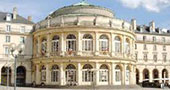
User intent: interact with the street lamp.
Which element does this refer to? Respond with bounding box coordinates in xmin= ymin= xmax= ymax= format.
xmin=10 ymin=43 xmax=24 ymax=90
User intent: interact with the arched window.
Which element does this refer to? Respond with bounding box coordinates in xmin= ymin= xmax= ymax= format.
xmin=65 ymin=64 xmax=76 ymax=83
xmin=99 ymin=65 xmax=109 ymax=82
xmin=143 ymin=69 xmax=149 ymax=80
xmin=82 ymin=34 xmax=93 ymax=51
xmin=51 ymin=35 xmax=60 ymax=53
xmin=115 ymin=36 xmax=121 ymax=53
xmin=66 ymin=34 xmax=76 ymax=51
xmin=115 ymin=65 xmax=121 ymax=84
xmin=41 ymin=38 xmax=47 ymax=55
xmin=41 ymin=65 xmax=46 ymax=81
xmin=125 ymin=38 xmax=130 ymax=54
xmin=82 ymin=64 xmax=94 ymax=82
xmin=99 ymin=35 xmax=109 ymax=51
xmin=51 ymin=65 xmax=59 ymax=82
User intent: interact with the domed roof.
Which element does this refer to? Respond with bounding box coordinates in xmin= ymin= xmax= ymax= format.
xmin=48 ymin=1 xmax=115 ymax=19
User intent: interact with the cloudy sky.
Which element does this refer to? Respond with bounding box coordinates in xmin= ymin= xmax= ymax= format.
xmin=0 ymin=0 xmax=170 ymax=29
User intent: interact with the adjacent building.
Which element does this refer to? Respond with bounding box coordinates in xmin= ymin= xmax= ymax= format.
xmin=0 ymin=7 xmax=34 ymax=86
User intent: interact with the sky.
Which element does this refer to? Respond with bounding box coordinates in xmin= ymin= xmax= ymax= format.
xmin=0 ymin=0 xmax=170 ymax=29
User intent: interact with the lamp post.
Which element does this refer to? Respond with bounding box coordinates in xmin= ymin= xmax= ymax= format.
xmin=10 ymin=44 xmax=24 ymax=90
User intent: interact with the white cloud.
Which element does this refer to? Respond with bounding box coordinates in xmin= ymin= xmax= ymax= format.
xmin=119 ymin=0 xmax=170 ymax=12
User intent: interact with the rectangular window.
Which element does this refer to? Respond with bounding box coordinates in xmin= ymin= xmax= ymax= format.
xmin=20 ymin=26 xmax=25 ymax=33
xmin=153 ymin=55 xmax=157 ymax=62
xmin=144 ymin=44 xmax=147 ymax=50
xmin=163 ymin=54 xmax=167 ymax=62
xmin=153 ymin=36 xmax=156 ymax=42
xmin=143 ymin=53 xmax=148 ymax=61
xmin=20 ymin=37 xmax=25 ymax=44
xmin=143 ymin=36 xmax=146 ymax=41
xmin=153 ymin=45 xmax=157 ymax=51
xmin=135 ymin=44 xmax=137 ymax=49
xmin=5 ymin=36 xmax=10 ymax=43
xmin=4 ymin=46 xmax=9 ymax=55
xmin=6 ymin=25 xmax=11 ymax=32
xmin=135 ymin=53 xmax=138 ymax=61
xmin=163 ymin=45 xmax=166 ymax=51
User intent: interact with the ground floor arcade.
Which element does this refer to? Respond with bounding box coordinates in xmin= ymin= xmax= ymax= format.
xmin=32 ymin=62 xmax=136 ymax=86
xmin=136 ymin=65 xmax=170 ymax=85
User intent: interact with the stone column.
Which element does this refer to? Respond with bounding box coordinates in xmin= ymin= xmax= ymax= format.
xmin=47 ymin=34 xmax=51 ymax=57
xmin=139 ymin=71 xmax=143 ymax=83
xmin=111 ymin=63 xmax=116 ymax=85
xmin=121 ymin=64 xmax=125 ymax=85
xmin=77 ymin=63 xmax=82 ymax=85
xmin=37 ymin=36 xmax=41 ymax=57
xmin=95 ymin=63 xmax=99 ymax=85
xmin=109 ymin=33 xmax=112 ymax=54
xmin=77 ymin=32 xmax=82 ymax=56
xmin=159 ymin=72 xmax=162 ymax=83
xmin=122 ymin=35 xmax=125 ymax=57
xmin=149 ymin=70 xmax=153 ymax=82
xmin=46 ymin=64 xmax=50 ymax=85
xmin=26 ymin=69 xmax=32 ymax=85
xmin=95 ymin=32 xmax=99 ymax=56
xmin=60 ymin=33 xmax=65 ymax=56
xmin=60 ymin=63 xmax=65 ymax=85
xmin=36 ymin=64 xmax=40 ymax=85
xmin=11 ymin=67 xmax=14 ymax=84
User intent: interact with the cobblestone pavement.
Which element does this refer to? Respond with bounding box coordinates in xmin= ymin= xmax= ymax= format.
xmin=0 ymin=85 xmax=169 ymax=90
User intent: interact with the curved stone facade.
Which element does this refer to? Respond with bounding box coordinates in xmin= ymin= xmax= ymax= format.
xmin=32 ymin=2 xmax=136 ymax=86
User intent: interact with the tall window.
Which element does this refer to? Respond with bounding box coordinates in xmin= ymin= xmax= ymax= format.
xmin=135 ymin=53 xmax=138 ymax=61
xmin=135 ymin=44 xmax=137 ymax=49
xmin=162 ymin=37 xmax=166 ymax=43
xmin=163 ymin=45 xmax=166 ymax=51
xmin=20 ymin=26 xmax=25 ymax=33
xmin=115 ymin=36 xmax=121 ymax=53
xmin=153 ymin=54 xmax=157 ymax=62
xmin=4 ymin=46 xmax=9 ymax=55
xmin=125 ymin=38 xmax=130 ymax=54
xmin=51 ymin=35 xmax=59 ymax=53
xmin=82 ymin=64 xmax=94 ymax=82
xmin=153 ymin=36 xmax=156 ymax=42
xmin=143 ymin=53 xmax=148 ymax=61
xmin=6 ymin=25 xmax=11 ymax=32
xmin=143 ymin=44 xmax=147 ymax=50
xmin=51 ymin=65 xmax=59 ymax=82
xmin=99 ymin=65 xmax=108 ymax=82
xmin=20 ymin=37 xmax=25 ymax=44
xmin=143 ymin=36 xmax=146 ymax=41
xmin=41 ymin=38 xmax=47 ymax=55
xmin=82 ymin=34 xmax=93 ymax=51
xmin=153 ymin=45 xmax=157 ymax=51
xmin=163 ymin=54 xmax=167 ymax=62
xmin=115 ymin=65 xmax=121 ymax=83
xmin=66 ymin=34 xmax=76 ymax=51
xmin=41 ymin=65 xmax=46 ymax=81
xmin=99 ymin=35 xmax=109 ymax=51
xmin=5 ymin=36 xmax=10 ymax=43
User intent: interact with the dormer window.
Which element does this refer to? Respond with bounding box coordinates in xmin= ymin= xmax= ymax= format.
xmin=6 ymin=13 xmax=12 ymax=21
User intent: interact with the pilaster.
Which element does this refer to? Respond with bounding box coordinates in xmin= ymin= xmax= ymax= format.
xmin=95 ymin=32 xmax=99 ymax=56
xmin=60 ymin=63 xmax=65 ymax=85
xmin=77 ymin=63 xmax=82 ymax=85
xmin=111 ymin=63 xmax=116 ymax=85
xmin=47 ymin=34 xmax=51 ymax=57
xmin=60 ymin=33 xmax=65 ymax=56
xmin=149 ymin=70 xmax=153 ymax=82
xmin=46 ymin=64 xmax=50 ymax=85
xmin=36 ymin=65 xmax=40 ymax=85
xmin=95 ymin=63 xmax=99 ymax=85
xmin=77 ymin=32 xmax=82 ymax=56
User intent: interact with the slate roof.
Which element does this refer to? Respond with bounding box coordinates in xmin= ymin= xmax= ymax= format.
xmin=0 ymin=12 xmax=34 ymax=24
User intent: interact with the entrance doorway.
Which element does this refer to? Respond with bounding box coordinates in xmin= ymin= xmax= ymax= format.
xmin=1 ymin=67 xmax=11 ymax=85
xmin=16 ymin=66 xmax=26 ymax=86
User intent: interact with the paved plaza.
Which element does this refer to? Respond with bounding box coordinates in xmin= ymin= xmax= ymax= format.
xmin=0 ymin=85 xmax=169 ymax=90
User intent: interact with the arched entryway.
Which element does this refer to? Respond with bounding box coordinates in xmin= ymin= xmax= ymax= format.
xmin=65 ymin=64 xmax=76 ymax=85
xmin=143 ymin=69 xmax=149 ymax=82
xmin=153 ymin=69 xmax=159 ymax=83
xmin=1 ymin=67 xmax=11 ymax=85
xmin=16 ymin=66 xmax=26 ymax=86
xmin=136 ymin=69 xmax=139 ymax=84
xmin=99 ymin=64 xmax=109 ymax=85
xmin=162 ymin=69 xmax=168 ymax=83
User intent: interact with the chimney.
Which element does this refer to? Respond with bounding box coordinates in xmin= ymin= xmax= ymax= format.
xmin=13 ymin=7 xmax=17 ymax=19
xmin=131 ymin=19 xmax=136 ymax=30
xmin=28 ymin=16 xmax=32 ymax=21
xmin=149 ymin=21 xmax=155 ymax=32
